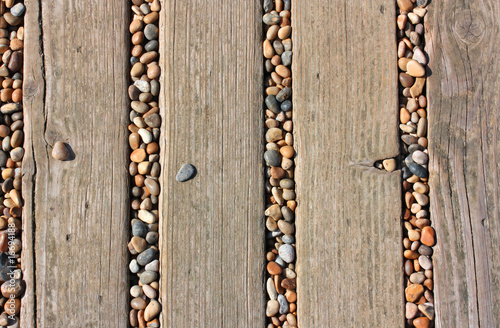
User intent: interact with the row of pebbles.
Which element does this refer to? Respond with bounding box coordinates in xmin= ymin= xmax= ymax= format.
xmin=128 ymin=0 xmax=162 ymax=327
xmin=0 ymin=0 xmax=25 ymax=327
xmin=262 ymin=1 xmax=297 ymax=327
xmin=379 ymin=1 xmax=435 ymax=327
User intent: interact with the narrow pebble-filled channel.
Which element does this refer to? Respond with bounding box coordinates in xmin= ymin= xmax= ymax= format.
xmin=0 ymin=0 xmax=25 ymax=326
xmin=127 ymin=0 xmax=162 ymax=327
xmin=262 ymin=1 xmax=298 ymax=327
xmin=390 ymin=1 xmax=435 ymax=327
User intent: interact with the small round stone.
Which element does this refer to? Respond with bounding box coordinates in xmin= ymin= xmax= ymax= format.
xmin=144 ymin=300 xmax=161 ymax=321
xmin=266 ymin=299 xmax=279 ymax=317
xmin=10 ymin=3 xmax=26 ymax=17
xmin=278 ymin=244 xmax=295 ymax=263
xmin=264 ymin=150 xmax=281 ymax=167
xmin=144 ymin=24 xmax=159 ymax=40
xmin=176 ymin=163 xmax=196 ymax=182
xmin=140 ymin=270 xmax=158 ymax=284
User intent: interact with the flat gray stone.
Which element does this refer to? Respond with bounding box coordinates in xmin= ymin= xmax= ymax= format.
xmin=176 ymin=163 xmax=196 ymax=182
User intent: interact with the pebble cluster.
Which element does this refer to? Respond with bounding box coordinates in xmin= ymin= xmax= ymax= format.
xmin=0 ymin=0 xmax=25 ymax=326
xmin=127 ymin=0 xmax=162 ymax=327
xmin=262 ymin=1 xmax=297 ymax=327
xmin=380 ymin=1 xmax=435 ymax=327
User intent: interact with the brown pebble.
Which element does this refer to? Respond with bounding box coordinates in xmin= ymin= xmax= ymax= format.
xmin=131 ymin=149 xmax=147 ymax=163
xmin=420 ymin=226 xmax=435 ymax=246
xmin=405 ymin=283 xmax=424 ymax=302
xmin=267 ymin=261 xmax=282 ymax=275
xmin=52 ymin=141 xmax=70 ymax=161
xmin=413 ymin=317 xmax=430 ymax=328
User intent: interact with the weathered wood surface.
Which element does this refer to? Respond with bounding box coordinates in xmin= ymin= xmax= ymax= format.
xmin=293 ymin=1 xmax=403 ymax=326
xmin=22 ymin=0 xmax=130 ymax=326
xmin=426 ymin=1 xmax=500 ymax=327
xmin=158 ymin=0 xmax=265 ymax=326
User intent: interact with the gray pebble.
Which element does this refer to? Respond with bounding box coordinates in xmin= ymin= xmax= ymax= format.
xmin=146 ymin=231 xmax=159 ymax=244
xmin=132 ymin=221 xmax=148 ymax=238
xmin=176 ymin=163 xmax=196 ymax=182
xmin=281 ymin=51 xmax=292 ymax=66
xmin=145 ymin=40 xmax=159 ymax=51
xmin=274 ymin=256 xmax=285 ymax=267
xmin=281 ymin=206 xmax=294 ymax=222
xmin=282 ymin=234 xmax=294 ymax=244
xmin=144 ymin=24 xmax=159 ymax=40
xmin=408 ymin=162 xmax=428 ymax=178
xmin=412 ymin=150 xmax=428 ymax=165
xmin=10 ymin=3 xmax=26 ymax=17
xmin=418 ymin=244 xmax=433 ymax=256
xmin=281 ymin=100 xmax=292 ymax=112
xmin=140 ymin=270 xmax=158 ymax=284
xmin=137 ymin=247 xmax=157 ymax=266
xmin=273 ymin=40 xmax=284 ymax=55
xmin=276 ymin=87 xmax=292 ymax=102
xmin=278 ymin=294 xmax=289 ymax=314
xmin=0 ymin=150 xmax=8 ymax=166
xmin=264 ymin=150 xmax=281 ymax=167
xmin=150 ymin=80 xmax=160 ymax=96
xmin=263 ymin=0 xmax=273 ymax=12
xmin=265 ymin=95 xmax=280 ymax=113
xmin=278 ymin=244 xmax=295 ymax=263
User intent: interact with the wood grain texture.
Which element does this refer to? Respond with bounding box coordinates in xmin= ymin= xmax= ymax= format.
xmin=22 ymin=0 xmax=130 ymax=326
xmin=293 ymin=1 xmax=403 ymax=326
xmin=158 ymin=0 xmax=265 ymax=326
xmin=426 ymin=1 xmax=500 ymax=327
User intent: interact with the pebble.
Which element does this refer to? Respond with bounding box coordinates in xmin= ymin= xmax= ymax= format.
xmin=278 ymin=294 xmax=289 ymax=314
xmin=266 ymin=300 xmax=280 ymax=317
xmin=420 ymin=226 xmax=435 ymax=246
xmin=418 ymin=303 xmax=434 ymax=320
xmin=278 ymin=244 xmax=295 ymax=263
xmin=264 ymin=150 xmax=281 ymax=167
xmin=405 ymin=284 xmax=424 ymax=302
xmin=144 ymin=300 xmax=161 ymax=321
xmin=408 ymin=162 xmax=428 ymax=178
xmin=267 ymin=278 xmax=278 ymax=300
xmin=140 ymin=270 xmax=158 ymax=284
xmin=10 ymin=4 xmax=25 ymax=17
xmin=137 ymin=247 xmax=157 ymax=266
xmin=406 ymin=302 xmax=418 ymax=319
xmin=176 ymin=163 xmax=196 ymax=182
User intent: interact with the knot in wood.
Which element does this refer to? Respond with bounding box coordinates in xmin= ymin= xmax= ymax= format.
xmin=454 ymin=10 xmax=485 ymax=46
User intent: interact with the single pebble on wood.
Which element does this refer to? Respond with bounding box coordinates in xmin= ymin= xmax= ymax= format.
xmin=52 ymin=141 xmax=70 ymax=161
xmin=176 ymin=163 xmax=196 ymax=182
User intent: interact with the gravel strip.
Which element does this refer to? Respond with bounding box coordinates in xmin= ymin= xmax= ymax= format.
xmin=263 ymin=1 xmax=297 ymax=327
xmin=0 ymin=0 xmax=25 ymax=325
xmin=393 ymin=1 xmax=435 ymax=327
xmin=128 ymin=0 xmax=162 ymax=327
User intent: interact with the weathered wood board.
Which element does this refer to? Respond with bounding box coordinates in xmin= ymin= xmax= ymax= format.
xmin=158 ymin=0 xmax=266 ymax=326
xmin=293 ymin=0 xmax=403 ymax=327
xmin=22 ymin=0 xmax=130 ymax=326
xmin=426 ymin=1 xmax=500 ymax=327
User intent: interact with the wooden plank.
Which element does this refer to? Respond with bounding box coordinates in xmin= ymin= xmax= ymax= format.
xmin=158 ymin=0 xmax=265 ymax=326
xmin=426 ymin=1 xmax=500 ymax=327
xmin=22 ymin=0 xmax=130 ymax=326
xmin=293 ymin=1 xmax=403 ymax=326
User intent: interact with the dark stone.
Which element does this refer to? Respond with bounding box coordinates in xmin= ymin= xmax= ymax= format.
xmin=418 ymin=244 xmax=433 ymax=256
xmin=263 ymin=0 xmax=273 ymax=13
xmin=132 ymin=221 xmax=148 ymax=238
xmin=276 ymin=87 xmax=292 ymax=102
xmin=264 ymin=150 xmax=281 ymax=167
xmin=408 ymin=162 xmax=429 ymax=178
xmin=404 ymin=154 xmax=414 ymax=166
xmin=281 ymin=206 xmax=295 ymax=222
xmin=137 ymin=247 xmax=157 ymax=266
xmin=0 ymin=253 xmax=12 ymax=282
xmin=176 ymin=163 xmax=196 ymax=182
xmin=150 ymin=80 xmax=160 ymax=96
xmin=402 ymin=166 xmax=412 ymax=180
xmin=128 ymin=85 xmax=140 ymax=100
xmin=416 ymin=0 xmax=429 ymax=7
xmin=144 ymin=24 xmax=159 ymax=40
xmin=145 ymin=40 xmax=159 ymax=52
xmin=283 ymin=0 xmax=291 ymax=10
xmin=130 ymin=56 xmax=139 ymax=66
xmin=280 ymin=100 xmax=292 ymax=112
xmin=273 ymin=40 xmax=284 ymax=55
xmin=408 ymin=144 xmax=424 ymax=153
xmin=265 ymin=95 xmax=280 ymax=114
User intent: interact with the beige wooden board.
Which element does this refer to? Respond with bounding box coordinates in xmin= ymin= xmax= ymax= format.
xmin=158 ymin=0 xmax=265 ymax=326
xmin=293 ymin=1 xmax=403 ymax=326
xmin=22 ymin=0 xmax=130 ymax=326
xmin=426 ymin=1 xmax=500 ymax=327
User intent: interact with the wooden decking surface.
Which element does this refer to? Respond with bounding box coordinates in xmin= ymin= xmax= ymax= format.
xmin=17 ymin=0 xmax=500 ymax=327
xmin=22 ymin=0 xmax=130 ymax=326
xmin=427 ymin=0 xmax=500 ymax=327
xmin=293 ymin=1 xmax=403 ymax=326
